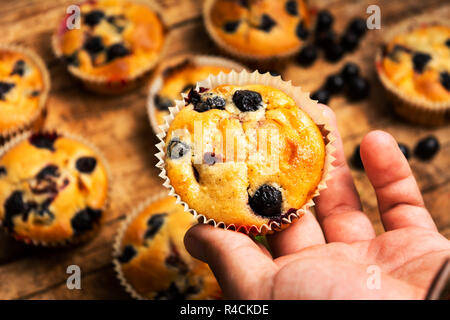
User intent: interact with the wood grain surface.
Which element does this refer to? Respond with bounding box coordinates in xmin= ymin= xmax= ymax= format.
xmin=0 ymin=0 xmax=449 ymax=299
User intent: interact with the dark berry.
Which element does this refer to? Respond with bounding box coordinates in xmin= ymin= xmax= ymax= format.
xmin=36 ymin=165 xmax=60 ymax=180
xmin=340 ymin=31 xmax=359 ymax=52
xmin=297 ymin=44 xmax=317 ymax=66
xmin=118 ymin=245 xmax=137 ymax=263
xmin=352 ymin=145 xmax=364 ymax=170
xmin=249 ymin=184 xmax=283 ymax=218
xmin=76 ymin=157 xmax=97 ymax=173
xmin=238 ymin=0 xmax=249 ymax=8
xmin=258 ymin=14 xmax=277 ymax=32
xmin=311 ymin=88 xmax=330 ymax=104
xmin=232 ymin=90 xmax=263 ymax=112
xmin=145 ymin=213 xmax=166 ymax=239
xmin=64 ymin=51 xmax=79 ymax=67
xmin=414 ymin=136 xmax=440 ymax=160
xmin=106 ymin=43 xmax=130 ymax=62
xmin=83 ymin=36 xmax=104 ymax=55
xmin=295 ymin=21 xmax=309 ymax=40
xmin=4 ymin=191 xmax=27 ymax=230
xmin=154 ymin=95 xmax=174 ymax=111
xmin=71 ymin=207 xmax=102 ymax=235
xmin=314 ymin=29 xmax=336 ymax=49
xmin=446 ymin=39 xmax=450 ymax=48
xmin=203 ymin=152 xmax=222 ymax=165
xmin=167 ymin=138 xmax=190 ymax=160
xmin=324 ymin=42 xmax=344 ymax=62
xmin=325 ymin=74 xmax=345 ymax=94
xmin=154 ymin=283 xmax=184 ymax=300
xmin=0 ymin=82 xmax=15 ymax=100
xmin=10 ymin=60 xmax=26 ymax=76
xmin=440 ymin=71 xmax=450 ymax=91
xmin=165 ymin=248 xmax=188 ymax=274
xmin=185 ymin=88 xmax=202 ymax=106
xmin=348 ymin=18 xmax=366 ymax=37
xmin=193 ymin=95 xmax=226 ymax=113
xmin=412 ymin=52 xmax=431 ymax=74
xmin=346 ymin=76 xmax=370 ymax=101
xmin=315 ymin=10 xmax=334 ymax=31
xmin=29 ymin=132 xmax=58 ymax=151
xmin=398 ymin=143 xmax=410 ymax=159
xmin=285 ymin=0 xmax=298 ymax=16
xmin=84 ymin=10 xmax=105 ymax=27
xmin=340 ymin=62 xmax=360 ymax=80
xmin=0 ymin=166 xmax=6 ymax=177
xmin=223 ymin=20 xmax=241 ymax=33
xmin=30 ymin=90 xmax=40 ymax=97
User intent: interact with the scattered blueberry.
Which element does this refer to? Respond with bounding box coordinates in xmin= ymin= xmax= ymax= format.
xmin=10 ymin=60 xmax=26 ymax=76
xmin=84 ymin=10 xmax=105 ymax=27
xmin=340 ymin=62 xmax=360 ymax=80
xmin=185 ymin=88 xmax=203 ymax=106
xmin=223 ymin=20 xmax=241 ymax=33
xmin=295 ymin=21 xmax=309 ymax=40
xmin=258 ymin=14 xmax=277 ymax=32
xmin=29 ymin=132 xmax=58 ymax=151
xmin=315 ymin=10 xmax=334 ymax=31
xmin=36 ymin=165 xmax=59 ymax=180
xmin=249 ymin=184 xmax=283 ymax=218
xmin=314 ymin=29 xmax=336 ymax=49
xmin=83 ymin=36 xmax=104 ymax=55
xmin=118 ymin=245 xmax=137 ymax=263
xmin=297 ymin=44 xmax=317 ymax=66
xmin=193 ymin=95 xmax=226 ymax=113
xmin=325 ymin=74 xmax=345 ymax=94
xmin=412 ymin=52 xmax=431 ymax=73
xmin=0 ymin=166 xmax=6 ymax=177
xmin=285 ymin=0 xmax=298 ymax=16
xmin=324 ymin=42 xmax=344 ymax=62
xmin=76 ymin=157 xmax=97 ymax=173
xmin=106 ymin=43 xmax=130 ymax=62
xmin=71 ymin=207 xmax=102 ymax=235
xmin=414 ymin=136 xmax=440 ymax=160
xmin=232 ymin=90 xmax=263 ymax=112
xmin=347 ymin=18 xmax=366 ymax=37
xmin=311 ymin=88 xmax=330 ymax=104
xmin=440 ymin=71 xmax=450 ymax=91
xmin=203 ymin=152 xmax=221 ymax=165
xmin=154 ymin=95 xmax=174 ymax=111
xmin=398 ymin=143 xmax=410 ymax=159
xmin=167 ymin=138 xmax=190 ymax=160
xmin=145 ymin=213 xmax=166 ymax=239
xmin=0 ymin=82 xmax=15 ymax=100
xmin=3 ymin=191 xmax=27 ymax=230
xmin=346 ymin=76 xmax=370 ymax=101
xmin=340 ymin=31 xmax=359 ymax=52
xmin=352 ymin=145 xmax=364 ymax=170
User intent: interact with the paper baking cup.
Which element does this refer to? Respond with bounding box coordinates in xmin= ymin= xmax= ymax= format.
xmin=51 ymin=0 xmax=168 ymax=95
xmin=0 ymin=129 xmax=112 ymax=246
xmin=375 ymin=16 xmax=450 ymax=126
xmin=203 ymin=0 xmax=309 ymax=69
xmin=0 ymin=44 xmax=50 ymax=142
xmin=147 ymin=54 xmax=248 ymax=134
xmin=155 ymin=70 xmax=336 ymax=235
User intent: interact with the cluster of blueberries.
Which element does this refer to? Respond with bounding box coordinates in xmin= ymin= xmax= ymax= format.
xmin=352 ymin=135 xmax=441 ymax=170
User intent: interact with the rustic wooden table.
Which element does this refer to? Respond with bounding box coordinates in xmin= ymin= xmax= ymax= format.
xmin=0 ymin=0 xmax=448 ymax=299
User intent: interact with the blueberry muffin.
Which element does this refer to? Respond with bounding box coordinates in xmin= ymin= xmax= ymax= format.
xmin=162 ymin=83 xmax=326 ymax=231
xmin=114 ymin=196 xmax=221 ymax=300
xmin=52 ymin=0 xmax=166 ymax=93
xmin=376 ymin=21 xmax=450 ymax=125
xmin=0 ymin=45 xmax=50 ymax=140
xmin=204 ymin=0 xmax=310 ymax=59
xmin=148 ymin=55 xmax=245 ymax=133
xmin=0 ymin=132 xmax=109 ymax=244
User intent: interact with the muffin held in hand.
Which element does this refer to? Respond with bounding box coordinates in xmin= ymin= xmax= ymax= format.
xmin=0 ymin=45 xmax=50 ymax=141
xmin=52 ymin=0 xmax=166 ymax=94
xmin=160 ymin=77 xmax=328 ymax=234
xmin=376 ymin=21 xmax=450 ymax=125
xmin=204 ymin=0 xmax=310 ymax=60
xmin=114 ymin=195 xmax=221 ymax=300
xmin=0 ymin=131 xmax=109 ymax=245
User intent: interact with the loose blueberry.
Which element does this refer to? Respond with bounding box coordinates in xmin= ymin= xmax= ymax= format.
xmin=10 ymin=60 xmax=26 ymax=76
xmin=440 ymin=71 xmax=450 ymax=91
xmin=295 ymin=21 xmax=309 ymax=40
xmin=106 ymin=43 xmax=130 ymax=62
xmin=398 ymin=143 xmax=410 ymax=159
xmin=71 ymin=207 xmax=102 ymax=235
xmin=0 ymin=166 xmax=6 ymax=177
xmin=84 ymin=10 xmax=105 ymax=27
xmin=29 ymin=132 xmax=58 ymax=151
xmin=352 ymin=145 xmax=364 ymax=170
xmin=285 ymin=0 xmax=298 ymax=16
xmin=315 ymin=10 xmax=334 ymax=31
xmin=203 ymin=152 xmax=221 ymax=165
xmin=223 ymin=20 xmax=241 ymax=33
xmin=340 ymin=62 xmax=360 ymax=80
xmin=412 ymin=52 xmax=431 ymax=74
xmin=414 ymin=136 xmax=440 ymax=160
xmin=297 ymin=44 xmax=317 ymax=66
xmin=154 ymin=95 xmax=174 ymax=111
xmin=311 ymin=88 xmax=330 ymax=104
xmin=167 ymin=138 xmax=190 ymax=160
xmin=348 ymin=18 xmax=366 ymax=37
xmin=314 ymin=29 xmax=336 ymax=49
xmin=0 ymin=82 xmax=15 ymax=100
xmin=258 ymin=14 xmax=277 ymax=32
xmin=324 ymin=42 xmax=344 ymax=62
xmin=36 ymin=165 xmax=59 ymax=180
xmin=3 ymin=191 xmax=27 ymax=230
xmin=193 ymin=95 xmax=226 ymax=113
xmin=340 ymin=31 xmax=359 ymax=52
xmin=76 ymin=157 xmax=97 ymax=173
xmin=346 ymin=76 xmax=370 ymax=101
xmin=83 ymin=36 xmax=104 ymax=55
xmin=249 ymin=184 xmax=283 ymax=218
xmin=145 ymin=213 xmax=166 ymax=239
xmin=118 ymin=245 xmax=137 ymax=263
xmin=325 ymin=74 xmax=345 ymax=94
xmin=232 ymin=90 xmax=263 ymax=112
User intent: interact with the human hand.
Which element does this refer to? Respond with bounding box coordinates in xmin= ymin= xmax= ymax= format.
xmin=184 ymin=105 xmax=450 ymax=300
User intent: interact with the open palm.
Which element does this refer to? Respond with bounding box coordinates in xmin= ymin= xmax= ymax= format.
xmin=184 ymin=105 xmax=450 ymax=299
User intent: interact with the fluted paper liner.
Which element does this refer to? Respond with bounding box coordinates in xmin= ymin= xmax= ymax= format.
xmin=155 ymin=70 xmax=336 ymax=235
xmin=147 ymin=54 xmax=247 ymax=134
xmin=375 ymin=15 xmax=450 ymax=126
xmin=0 ymin=129 xmax=112 ymax=246
xmin=0 ymin=44 xmax=50 ymax=141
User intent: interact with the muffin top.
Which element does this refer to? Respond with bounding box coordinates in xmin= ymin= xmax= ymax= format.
xmin=0 ymin=132 xmax=108 ymax=243
xmin=55 ymin=0 xmax=165 ymax=80
xmin=116 ymin=196 xmax=221 ymax=300
xmin=380 ymin=24 xmax=450 ymax=102
xmin=164 ymin=84 xmax=325 ymax=229
xmin=0 ymin=48 xmax=48 ymax=134
xmin=206 ymin=0 xmax=310 ymax=57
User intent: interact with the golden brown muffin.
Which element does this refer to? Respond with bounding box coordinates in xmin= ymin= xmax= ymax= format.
xmin=204 ymin=0 xmax=310 ymax=59
xmin=0 ymin=132 xmax=109 ymax=244
xmin=114 ymin=196 xmax=221 ymax=300
xmin=53 ymin=0 xmax=166 ymax=93
xmin=163 ymin=84 xmax=325 ymax=229
xmin=0 ymin=46 xmax=50 ymax=139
